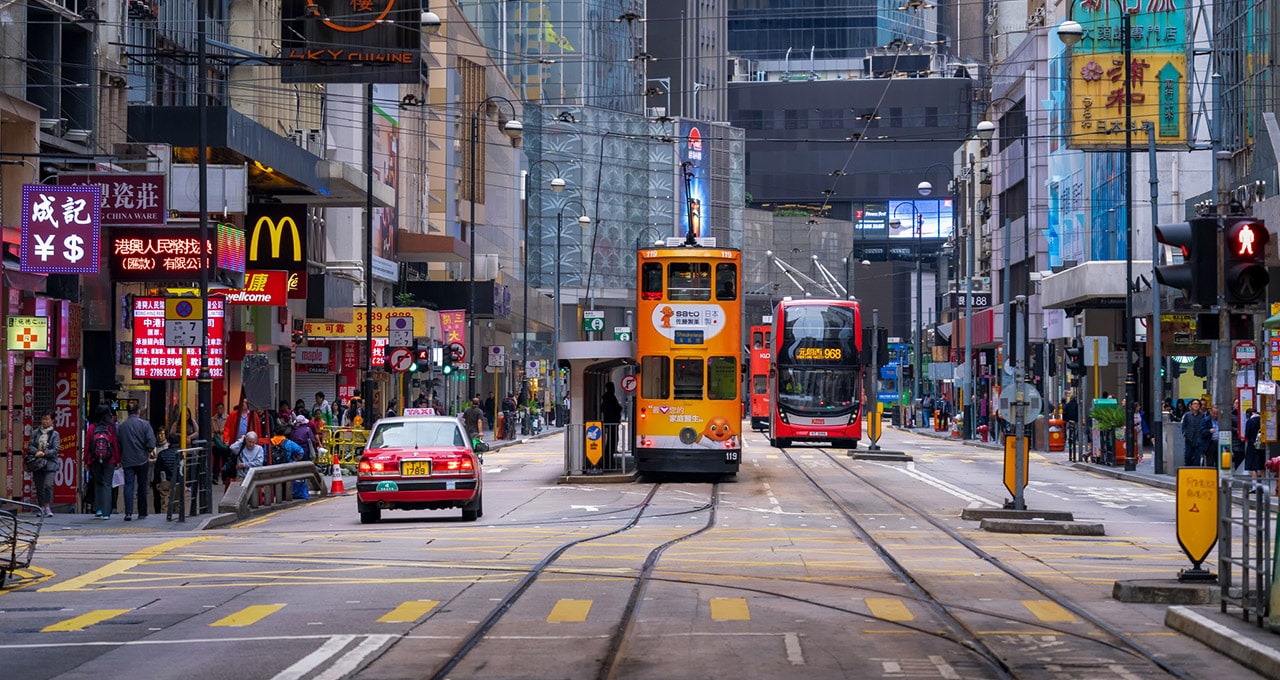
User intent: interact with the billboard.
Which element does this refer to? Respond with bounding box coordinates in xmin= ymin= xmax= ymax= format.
xmin=1062 ymin=2 xmax=1189 ymax=150
xmin=854 ymin=199 xmax=953 ymax=240
xmin=57 ymin=173 xmax=166 ymax=226
xmin=246 ymin=204 xmax=308 ymax=271
xmin=280 ymin=0 xmax=422 ymax=84
xmin=132 ymin=297 xmax=225 ymax=379
xmin=678 ymin=120 xmax=710 ymax=240
xmin=20 ymin=184 xmax=101 ymax=274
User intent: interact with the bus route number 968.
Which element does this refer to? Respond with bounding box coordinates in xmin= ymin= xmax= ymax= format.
xmin=795 ymin=347 xmax=842 ymax=361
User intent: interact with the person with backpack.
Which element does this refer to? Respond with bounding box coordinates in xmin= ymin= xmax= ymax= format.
xmin=84 ymin=405 xmax=120 ymax=520
xmin=117 ymin=402 xmax=157 ymax=521
xmin=269 ymin=434 xmax=311 ymax=499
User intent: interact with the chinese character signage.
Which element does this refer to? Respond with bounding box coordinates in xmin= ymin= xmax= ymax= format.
xmin=6 ymin=316 xmax=49 ymax=352
xmin=20 ymin=184 xmax=101 ymax=274
xmin=218 ymin=270 xmax=288 ymax=306
xmin=440 ymin=309 xmax=466 ymax=345
xmin=246 ymin=204 xmax=308 ymax=271
xmin=132 ymin=297 xmax=225 ymax=379
xmin=304 ymin=308 xmax=429 ymax=339
xmin=58 ymin=173 xmax=165 ymax=226
xmin=280 ymin=0 xmax=422 ymax=84
xmin=1062 ymin=2 xmax=1189 ymax=150
xmin=109 ymin=227 xmax=212 ymax=281
xmin=53 ymin=362 xmax=79 ymax=505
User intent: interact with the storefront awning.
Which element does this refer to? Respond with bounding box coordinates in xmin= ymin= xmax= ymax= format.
xmin=1264 ymin=312 xmax=1280 ymax=329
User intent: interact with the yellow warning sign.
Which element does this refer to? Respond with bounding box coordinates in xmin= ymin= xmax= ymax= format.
xmin=584 ymin=421 xmax=604 ymax=467
xmin=1176 ymin=467 xmax=1219 ymax=567
xmin=1002 ymin=435 xmax=1031 ymax=498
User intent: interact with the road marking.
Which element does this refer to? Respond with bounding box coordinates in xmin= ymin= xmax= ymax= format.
xmin=211 ymin=604 xmax=286 ymax=627
xmin=313 ymin=634 xmax=394 ymax=680
xmin=929 ymin=655 xmax=962 ymax=680
xmin=41 ymin=537 xmax=211 ymax=593
xmin=547 ymin=599 xmax=592 ymax=622
xmin=783 ymin=632 xmax=805 ymax=665
xmin=271 ymin=635 xmax=355 ymax=680
xmin=41 ymin=609 xmax=131 ymax=632
xmin=0 ymin=566 xmax=55 ymax=595
xmin=1021 ymin=600 xmax=1077 ymax=623
xmin=889 ymin=462 xmax=1000 ymax=507
xmin=865 ymin=598 xmax=914 ymax=622
xmin=377 ymin=600 xmax=439 ymax=623
xmin=710 ymin=597 xmax=750 ymax=621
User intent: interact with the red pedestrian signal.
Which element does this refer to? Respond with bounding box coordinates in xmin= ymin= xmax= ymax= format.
xmin=1224 ymin=217 xmax=1269 ymax=306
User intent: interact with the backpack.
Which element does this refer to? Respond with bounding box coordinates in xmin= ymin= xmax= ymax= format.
xmin=270 ymin=441 xmax=290 ymax=466
xmin=91 ymin=424 xmax=114 ymax=464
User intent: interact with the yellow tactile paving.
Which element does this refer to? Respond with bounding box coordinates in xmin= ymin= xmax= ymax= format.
xmin=709 ymin=597 xmax=750 ymax=621
xmin=377 ymin=600 xmax=439 ymax=623
xmin=42 ymin=609 xmax=131 ymax=632
xmin=546 ymin=599 xmax=593 ymax=622
xmin=1021 ymin=599 xmax=1076 ymax=623
xmin=865 ymin=597 xmax=914 ymax=622
xmin=210 ymin=604 xmax=286 ymax=627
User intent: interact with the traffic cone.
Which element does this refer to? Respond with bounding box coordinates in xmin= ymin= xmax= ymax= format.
xmin=330 ymin=464 xmax=346 ymax=495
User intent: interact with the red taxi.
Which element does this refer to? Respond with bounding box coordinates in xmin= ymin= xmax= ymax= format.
xmin=356 ymin=416 xmax=483 ymax=523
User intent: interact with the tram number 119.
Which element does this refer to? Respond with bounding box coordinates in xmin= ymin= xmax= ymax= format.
xmin=725 ymin=451 xmax=740 ymax=463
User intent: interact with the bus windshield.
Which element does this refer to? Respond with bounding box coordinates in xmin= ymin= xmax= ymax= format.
xmin=777 ymin=367 xmax=860 ymax=414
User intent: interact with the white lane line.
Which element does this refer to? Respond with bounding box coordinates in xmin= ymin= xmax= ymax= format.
xmin=929 ymin=655 xmax=961 ymax=680
xmin=314 ymin=634 xmax=395 ymax=680
xmin=784 ymin=632 xmax=805 ymax=665
xmin=271 ymin=635 xmax=355 ymax=680
xmin=888 ymin=462 xmax=1001 ymax=507
xmin=0 ymin=634 xmax=350 ymax=650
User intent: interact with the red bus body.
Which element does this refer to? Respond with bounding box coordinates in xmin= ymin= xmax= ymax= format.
xmin=749 ymin=325 xmax=772 ymax=430
xmin=768 ymin=299 xmax=863 ymax=448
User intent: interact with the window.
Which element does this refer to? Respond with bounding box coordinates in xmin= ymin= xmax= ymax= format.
xmin=673 ymin=358 xmax=704 ymax=399
xmin=752 ymin=375 xmax=767 ymax=394
xmin=715 ymin=263 xmax=737 ymax=300
xmin=752 ymin=331 xmax=764 ymax=349
xmin=641 ymin=262 xmax=664 ymax=300
xmin=668 ymin=262 xmax=711 ymax=301
xmin=707 ymin=357 xmax=737 ymax=400
xmin=640 ymin=356 xmax=670 ymax=399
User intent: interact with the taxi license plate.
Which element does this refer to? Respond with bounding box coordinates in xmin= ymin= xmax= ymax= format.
xmin=400 ymin=460 xmax=431 ymax=476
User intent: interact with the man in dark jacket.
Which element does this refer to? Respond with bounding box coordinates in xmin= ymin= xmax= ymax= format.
xmin=1181 ymin=399 xmax=1206 ymax=466
xmin=117 ymin=402 xmax=156 ymax=521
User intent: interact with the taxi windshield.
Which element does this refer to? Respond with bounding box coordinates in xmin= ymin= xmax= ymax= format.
xmin=369 ymin=421 xmax=466 ymax=449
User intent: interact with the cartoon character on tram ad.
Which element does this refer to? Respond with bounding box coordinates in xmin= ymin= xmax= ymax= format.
xmin=696 ymin=416 xmax=738 ymax=448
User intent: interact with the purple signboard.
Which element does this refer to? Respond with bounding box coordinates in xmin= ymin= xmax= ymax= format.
xmin=58 ymin=173 xmax=166 ymax=226
xmin=20 ymin=184 xmax=101 ymax=274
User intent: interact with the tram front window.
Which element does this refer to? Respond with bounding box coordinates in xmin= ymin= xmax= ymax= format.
xmin=777 ymin=367 xmax=859 ymax=414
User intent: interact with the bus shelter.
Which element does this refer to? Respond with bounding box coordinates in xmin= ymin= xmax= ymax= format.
xmin=558 ymin=340 xmax=635 ymax=479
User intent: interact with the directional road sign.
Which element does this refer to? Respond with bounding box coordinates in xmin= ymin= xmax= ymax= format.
xmin=584 ymin=310 xmax=605 ymax=333
xmin=614 ymin=326 xmax=632 ymax=341
xmin=584 ymin=422 xmax=604 ymax=467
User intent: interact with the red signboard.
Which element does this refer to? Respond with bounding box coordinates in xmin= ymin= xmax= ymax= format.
xmin=440 ymin=309 xmax=465 ymax=345
xmin=58 ymin=173 xmax=166 ymax=226
xmin=216 ymin=270 xmax=288 ymax=305
xmin=53 ymin=361 xmax=80 ymax=505
xmin=288 ymin=270 xmax=308 ymax=299
xmin=20 ymin=184 xmax=101 ymax=274
xmin=110 ymin=227 xmax=212 ymax=281
xmin=132 ymin=297 xmax=225 ymax=379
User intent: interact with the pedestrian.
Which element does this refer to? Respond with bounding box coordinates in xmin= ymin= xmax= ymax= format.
xmin=342 ymin=397 xmax=365 ymax=428
xmin=313 ymin=391 xmax=333 ymax=425
xmin=1244 ymin=407 xmax=1265 ymax=481
xmin=1173 ymin=399 xmax=1187 ymax=422
xmin=289 ymin=414 xmax=319 ymax=460
xmin=601 ymin=382 xmax=623 ymax=458
xmin=269 ymin=433 xmax=310 ymax=499
xmin=462 ymin=397 xmax=484 ymax=442
xmin=211 ymin=402 xmax=228 ymax=443
xmin=229 ymin=431 xmax=266 ymax=480
xmin=26 ymin=410 xmax=60 ymax=517
xmin=84 ymin=405 xmax=121 ymax=520
xmin=1204 ymin=405 xmax=1222 ymax=468
xmin=117 ymin=401 xmax=157 ymax=521
xmin=1177 ymin=399 xmax=1198 ymax=468
xmin=1062 ymin=393 xmax=1079 ymax=425
xmin=166 ymin=404 xmax=197 ymax=446
xmin=224 ymin=394 xmax=262 ymax=445
xmin=152 ymin=427 xmax=179 ymax=515
xmin=483 ymin=392 xmax=497 ymax=431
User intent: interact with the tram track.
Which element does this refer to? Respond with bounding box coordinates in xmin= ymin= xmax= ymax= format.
xmin=779 ymin=444 xmax=1193 ymax=679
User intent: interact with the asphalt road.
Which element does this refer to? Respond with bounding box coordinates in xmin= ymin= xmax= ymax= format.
xmin=0 ymin=425 xmax=1267 ymax=680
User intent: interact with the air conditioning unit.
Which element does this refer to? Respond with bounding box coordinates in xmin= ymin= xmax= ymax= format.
xmin=970 ymin=276 xmax=991 ymax=292
xmin=646 ymin=107 xmax=667 ymax=119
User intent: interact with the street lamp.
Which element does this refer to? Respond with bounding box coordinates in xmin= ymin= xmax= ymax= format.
xmin=468 ymin=96 xmax=523 ymax=400
xmin=554 ymin=200 xmax=591 ymax=425
xmin=842 ymin=254 xmax=870 ymax=300
xmin=522 ymin=160 xmax=566 ymax=403
xmin=890 ymin=200 xmax=924 ymax=425
xmin=1058 ymin=10 xmax=1138 ymax=471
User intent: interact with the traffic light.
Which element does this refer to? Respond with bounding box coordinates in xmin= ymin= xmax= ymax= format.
xmin=1223 ymin=216 xmax=1270 ymax=306
xmin=442 ymin=343 xmax=456 ymax=375
xmin=413 ymin=344 xmax=431 ymax=373
xmin=1065 ymin=345 xmax=1085 ymax=378
xmin=1155 ymin=217 xmax=1218 ymax=307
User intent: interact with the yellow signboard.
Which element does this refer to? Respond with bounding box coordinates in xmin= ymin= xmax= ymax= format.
xmin=1176 ymin=467 xmax=1218 ymax=567
xmin=584 ymin=421 xmax=604 ymax=467
xmin=1002 ymin=436 xmax=1031 ymax=498
xmin=165 ymin=297 xmax=204 ymax=321
xmin=6 ymin=315 xmax=49 ymax=352
xmin=305 ymin=308 xmax=428 ymax=339
xmin=1068 ymin=53 xmax=1187 ymax=149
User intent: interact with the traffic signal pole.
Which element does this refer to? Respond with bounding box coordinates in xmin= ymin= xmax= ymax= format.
xmin=1146 ymin=122 xmax=1165 ymax=475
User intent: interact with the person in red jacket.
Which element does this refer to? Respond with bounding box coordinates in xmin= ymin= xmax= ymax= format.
xmin=83 ymin=404 xmax=121 ymax=519
xmin=223 ymin=394 xmax=262 ymax=446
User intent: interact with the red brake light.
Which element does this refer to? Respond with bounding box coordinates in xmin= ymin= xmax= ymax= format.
xmin=642 ymin=291 xmax=662 ymax=301
xmin=358 ymin=460 xmax=372 ymax=473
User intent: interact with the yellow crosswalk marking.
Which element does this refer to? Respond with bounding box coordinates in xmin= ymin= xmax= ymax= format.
xmin=865 ymin=597 xmax=914 ymax=622
xmin=710 ymin=597 xmax=750 ymax=621
xmin=42 ymin=609 xmax=131 ymax=632
xmin=210 ymin=604 xmax=286 ymax=627
xmin=378 ymin=600 xmax=439 ymax=623
xmin=547 ymin=599 xmax=592 ymax=622
xmin=1022 ymin=599 xmax=1076 ymax=623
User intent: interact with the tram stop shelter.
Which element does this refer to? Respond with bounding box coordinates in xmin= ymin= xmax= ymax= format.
xmin=557 ymin=340 xmax=635 ymax=481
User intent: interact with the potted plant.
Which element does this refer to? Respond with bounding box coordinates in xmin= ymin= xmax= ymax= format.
xmin=1088 ymin=404 xmax=1126 ymax=464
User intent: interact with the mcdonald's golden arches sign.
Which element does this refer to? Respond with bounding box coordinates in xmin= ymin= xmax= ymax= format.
xmin=246 ymin=204 xmax=308 ymax=271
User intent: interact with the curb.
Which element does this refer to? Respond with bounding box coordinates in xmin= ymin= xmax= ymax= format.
xmin=1166 ymin=606 xmax=1280 ymax=679
xmin=979 ymin=518 xmax=1106 ymax=535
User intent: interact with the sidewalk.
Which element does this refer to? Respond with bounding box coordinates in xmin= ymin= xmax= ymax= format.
xmin=899 ymin=422 xmax=1280 ymax=677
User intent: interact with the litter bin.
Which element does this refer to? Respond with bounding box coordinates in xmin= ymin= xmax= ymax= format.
xmin=1048 ymin=417 xmax=1065 ymax=452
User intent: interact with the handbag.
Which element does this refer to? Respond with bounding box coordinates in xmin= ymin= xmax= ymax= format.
xmin=44 ymin=455 xmax=60 ymax=473
xmin=111 ymin=467 xmax=125 ymax=488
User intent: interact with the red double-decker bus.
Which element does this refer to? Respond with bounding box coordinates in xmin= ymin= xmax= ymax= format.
xmin=748 ymin=325 xmax=772 ymax=431
xmin=768 ymin=298 xmax=863 ymax=448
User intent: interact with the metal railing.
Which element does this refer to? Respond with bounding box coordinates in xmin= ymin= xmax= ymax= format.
xmin=217 ymin=462 xmax=327 ymax=520
xmin=320 ymin=427 xmax=368 ymax=471
xmin=563 ymin=423 xmax=633 ymax=476
xmin=1219 ymin=476 xmax=1273 ymax=626
xmin=165 ymin=446 xmax=214 ymax=522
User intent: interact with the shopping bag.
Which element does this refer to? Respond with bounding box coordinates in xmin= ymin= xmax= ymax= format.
xmin=111 ymin=467 xmax=125 ymax=488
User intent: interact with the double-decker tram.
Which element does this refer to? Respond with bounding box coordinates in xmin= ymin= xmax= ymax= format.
xmin=748 ymin=325 xmax=772 ymax=431
xmin=634 ymin=243 xmax=742 ymax=475
xmin=768 ymin=298 xmax=863 ymax=448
